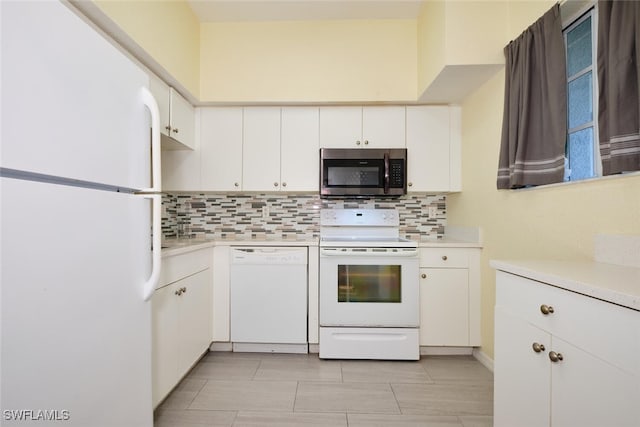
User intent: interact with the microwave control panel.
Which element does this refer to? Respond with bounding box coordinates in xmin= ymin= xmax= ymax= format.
xmin=389 ymin=159 xmax=405 ymax=188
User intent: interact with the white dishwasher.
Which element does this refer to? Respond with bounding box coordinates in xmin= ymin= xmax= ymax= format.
xmin=230 ymin=246 xmax=308 ymax=353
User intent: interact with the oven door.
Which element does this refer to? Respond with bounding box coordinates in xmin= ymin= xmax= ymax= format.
xmin=319 ymin=247 xmax=419 ymax=327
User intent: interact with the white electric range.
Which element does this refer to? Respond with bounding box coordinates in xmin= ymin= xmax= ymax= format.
xmin=318 ymin=208 xmax=420 ymax=360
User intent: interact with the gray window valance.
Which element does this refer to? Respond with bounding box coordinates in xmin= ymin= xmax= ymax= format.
xmin=497 ymin=3 xmax=567 ymax=189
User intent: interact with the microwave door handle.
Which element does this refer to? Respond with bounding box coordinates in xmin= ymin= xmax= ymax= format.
xmin=384 ymin=152 xmax=390 ymax=194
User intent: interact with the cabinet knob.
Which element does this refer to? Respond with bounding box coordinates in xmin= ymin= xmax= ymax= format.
xmin=549 ymin=351 xmax=563 ymax=363
xmin=282 ymin=182 xmax=287 ymax=187
xmin=356 ymin=140 xmax=361 ymax=145
xmin=174 ymin=289 xmax=182 ymax=296
xmin=441 ymin=255 xmax=448 ymax=261
xmin=364 ymin=140 xmax=369 ymax=145
xmin=274 ymin=182 xmax=279 ymax=187
xmin=234 ymin=182 xmax=239 ymax=187
xmin=165 ymin=125 xmax=172 ymax=132
xmin=181 ymin=287 xmax=187 ymax=294
xmin=172 ymin=128 xmax=179 ymax=134
xmin=421 ymin=273 xmax=427 ymax=279
xmin=532 ymin=342 xmax=546 ymax=353
xmin=408 ymin=182 xmax=413 ymax=187
xmin=540 ymin=304 xmax=555 ymax=315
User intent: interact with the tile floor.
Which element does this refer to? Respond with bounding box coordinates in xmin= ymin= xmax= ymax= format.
xmin=154 ymin=352 xmax=494 ymax=427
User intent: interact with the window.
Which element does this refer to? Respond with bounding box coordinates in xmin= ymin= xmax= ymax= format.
xmin=563 ymin=8 xmax=600 ymax=181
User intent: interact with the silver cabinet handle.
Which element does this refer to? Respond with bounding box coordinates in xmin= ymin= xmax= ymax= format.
xmin=421 ymin=273 xmax=427 ymax=279
xmin=532 ymin=342 xmax=546 ymax=353
xmin=364 ymin=140 xmax=369 ymax=145
xmin=234 ymin=182 xmax=239 ymax=187
xmin=181 ymin=287 xmax=187 ymax=294
xmin=408 ymin=182 xmax=413 ymax=187
xmin=175 ymin=289 xmax=182 ymax=296
xmin=549 ymin=351 xmax=563 ymax=362
xmin=172 ymin=128 xmax=179 ymax=134
xmin=165 ymin=125 xmax=172 ymax=132
xmin=441 ymin=255 xmax=448 ymax=261
xmin=274 ymin=182 xmax=279 ymax=187
xmin=356 ymin=140 xmax=361 ymax=145
xmin=540 ymin=304 xmax=555 ymax=315
xmin=282 ymin=182 xmax=287 ymax=187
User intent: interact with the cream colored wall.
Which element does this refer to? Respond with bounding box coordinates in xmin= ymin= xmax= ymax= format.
xmin=199 ymin=19 xmax=417 ymax=103
xmin=94 ymin=0 xmax=200 ymax=97
xmin=417 ymin=1 xmax=506 ymax=97
xmin=448 ymin=1 xmax=640 ymax=360
xmin=417 ymin=1 xmax=446 ymax=97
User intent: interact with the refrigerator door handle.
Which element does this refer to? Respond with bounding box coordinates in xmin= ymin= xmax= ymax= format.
xmin=143 ymin=193 xmax=162 ymax=301
xmin=141 ymin=87 xmax=161 ymax=193
xmin=140 ymin=87 xmax=162 ymax=301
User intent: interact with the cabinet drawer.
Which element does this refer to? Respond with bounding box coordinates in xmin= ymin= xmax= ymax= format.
xmin=420 ymin=248 xmax=469 ymax=268
xmin=496 ymin=271 xmax=640 ymax=375
xmin=159 ymin=248 xmax=212 ymax=288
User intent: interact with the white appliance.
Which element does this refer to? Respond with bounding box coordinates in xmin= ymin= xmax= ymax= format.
xmin=230 ymin=247 xmax=308 ymax=353
xmin=319 ymin=209 xmax=420 ymax=360
xmin=1 ymin=2 xmax=161 ymax=426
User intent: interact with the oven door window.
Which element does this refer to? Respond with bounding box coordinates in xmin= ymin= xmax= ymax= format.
xmin=337 ymin=265 xmax=401 ymax=303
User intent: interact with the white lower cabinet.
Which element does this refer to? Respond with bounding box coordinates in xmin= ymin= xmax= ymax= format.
xmin=152 ymin=248 xmax=213 ymax=408
xmin=419 ymin=247 xmax=480 ymax=347
xmin=494 ymin=270 xmax=640 ymax=427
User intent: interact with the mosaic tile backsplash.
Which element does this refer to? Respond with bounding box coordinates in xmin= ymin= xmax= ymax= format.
xmin=162 ymin=193 xmax=446 ymax=241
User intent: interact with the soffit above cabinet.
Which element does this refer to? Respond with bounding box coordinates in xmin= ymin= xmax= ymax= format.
xmin=419 ymin=64 xmax=504 ymax=104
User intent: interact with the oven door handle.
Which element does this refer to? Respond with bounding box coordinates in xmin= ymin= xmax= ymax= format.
xmin=320 ymin=248 xmax=418 ymax=257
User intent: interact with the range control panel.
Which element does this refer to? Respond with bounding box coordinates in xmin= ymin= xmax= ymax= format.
xmin=320 ymin=209 xmax=399 ymax=227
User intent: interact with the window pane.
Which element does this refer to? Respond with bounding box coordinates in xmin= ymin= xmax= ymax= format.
xmin=567 ymin=127 xmax=595 ymax=181
xmin=567 ymin=16 xmax=592 ymax=77
xmin=568 ymin=72 xmax=593 ymax=129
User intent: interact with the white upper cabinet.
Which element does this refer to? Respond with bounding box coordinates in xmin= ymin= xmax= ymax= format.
xmin=319 ymin=106 xmax=405 ymax=148
xmin=362 ymin=106 xmax=406 ymax=148
xmin=169 ymin=88 xmax=195 ymax=150
xmin=406 ymin=106 xmax=461 ymax=192
xmin=281 ymin=107 xmax=320 ymax=191
xmin=200 ymin=108 xmax=243 ymax=191
xmin=150 ymin=74 xmax=195 ymax=150
xmin=242 ymin=107 xmax=282 ymax=191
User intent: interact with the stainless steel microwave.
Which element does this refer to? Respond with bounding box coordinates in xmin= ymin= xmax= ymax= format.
xmin=320 ymin=148 xmax=407 ymax=197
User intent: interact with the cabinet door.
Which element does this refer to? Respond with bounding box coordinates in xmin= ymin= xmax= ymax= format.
xmin=149 ymin=74 xmax=170 ymax=138
xmin=494 ymin=308 xmax=550 ymax=427
xmin=406 ymin=106 xmax=450 ymax=192
xmin=162 ymin=149 xmax=201 ymax=191
xmin=200 ymin=108 xmax=243 ymax=191
xmin=151 ymin=283 xmax=180 ymax=408
xmin=319 ymin=106 xmax=362 ymax=148
xmin=281 ymin=107 xmax=319 ymax=191
xmin=551 ymin=337 xmax=640 ymax=427
xmin=169 ymin=88 xmax=195 ymax=149
xmin=212 ymin=246 xmax=231 ymax=342
xmin=362 ymin=106 xmax=406 ymax=148
xmin=419 ymin=268 xmax=469 ymax=345
xmin=177 ymin=269 xmax=213 ymax=377
xmin=243 ymin=107 xmax=281 ymax=191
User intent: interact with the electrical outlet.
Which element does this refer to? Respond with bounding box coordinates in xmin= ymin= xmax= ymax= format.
xmin=428 ymin=206 xmax=437 ymax=218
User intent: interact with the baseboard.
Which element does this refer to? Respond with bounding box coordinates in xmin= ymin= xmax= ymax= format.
xmin=420 ymin=346 xmax=473 ymax=356
xmin=232 ymin=342 xmax=309 ymax=354
xmin=472 ymin=348 xmax=494 ymax=373
xmin=210 ymin=342 xmax=232 ymax=352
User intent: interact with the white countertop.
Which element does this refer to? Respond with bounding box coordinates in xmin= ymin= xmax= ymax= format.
xmin=161 ymin=237 xmax=318 ymax=257
xmin=491 ymin=259 xmax=640 ymax=311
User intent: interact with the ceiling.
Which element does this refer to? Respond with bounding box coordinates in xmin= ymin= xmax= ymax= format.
xmin=187 ymin=0 xmax=425 ymax=23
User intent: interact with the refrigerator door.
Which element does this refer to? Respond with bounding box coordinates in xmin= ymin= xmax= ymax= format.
xmin=0 ymin=177 xmax=153 ymax=426
xmin=1 ymin=1 xmax=151 ymax=190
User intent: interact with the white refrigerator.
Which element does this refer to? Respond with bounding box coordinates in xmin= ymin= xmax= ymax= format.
xmin=1 ymin=1 xmax=161 ymax=426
